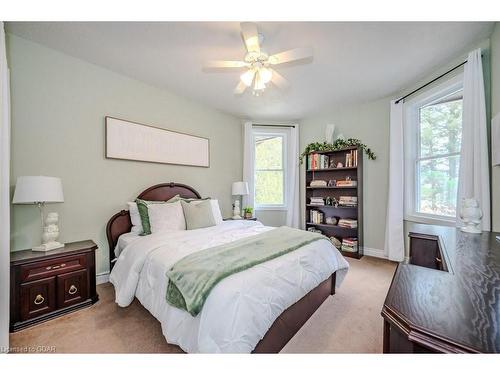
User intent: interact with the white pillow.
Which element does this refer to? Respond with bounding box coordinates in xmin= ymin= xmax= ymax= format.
xmin=190 ymin=199 xmax=223 ymax=225
xmin=127 ymin=202 xmax=143 ymax=233
xmin=148 ymin=200 xmax=186 ymax=233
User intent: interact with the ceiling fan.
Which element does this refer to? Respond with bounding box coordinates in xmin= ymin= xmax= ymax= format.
xmin=204 ymin=22 xmax=313 ymax=96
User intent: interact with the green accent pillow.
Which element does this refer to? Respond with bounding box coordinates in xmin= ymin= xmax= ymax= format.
xmin=181 ymin=200 xmax=217 ymax=230
xmin=136 ymin=199 xmax=167 ymax=236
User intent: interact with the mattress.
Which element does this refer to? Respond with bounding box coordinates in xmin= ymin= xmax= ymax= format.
xmin=109 ymin=220 xmax=349 ymax=353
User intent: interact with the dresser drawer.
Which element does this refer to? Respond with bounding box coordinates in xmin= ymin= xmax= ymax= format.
xmin=20 ymin=276 xmax=57 ymax=321
xmin=57 ymin=269 xmax=89 ymax=308
xmin=20 ymin=254 xmax=87 ymax=282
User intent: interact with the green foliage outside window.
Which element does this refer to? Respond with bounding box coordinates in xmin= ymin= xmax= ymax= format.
xmin=255 ymin=136 xmax=284 ymax=205
xmin=418 ymin=99 xmax=462 ymax=217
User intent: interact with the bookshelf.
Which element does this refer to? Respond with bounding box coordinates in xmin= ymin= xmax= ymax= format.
xmin=305 ymin=146 xmax=363 ymax=259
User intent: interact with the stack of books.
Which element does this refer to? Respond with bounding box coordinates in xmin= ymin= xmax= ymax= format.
xmin=310 ymin=179 xmax=327 ymax=187
xmin=336 ymin=179 xmax=357 ymax=187
xmin=309 ymin=210 xmax=324 ymax=224
xmin=338 ymin=219 xmax=358 ymax=228
xmin=309 ymin=197 xmax=325 ymax=206
xmin=345 ymin=149 xmax=358 ymax=168
xmin=308 ymin=154 xmax=330 ymax=170
xmin=339 ymin=196 xmax=358 ymax=207
xmin=341 ymin=237 xmax=358 ymax=252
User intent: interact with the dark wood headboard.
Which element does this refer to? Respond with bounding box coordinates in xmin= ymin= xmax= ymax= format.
xmin=105 ymin=182 xmax=201 ymax=270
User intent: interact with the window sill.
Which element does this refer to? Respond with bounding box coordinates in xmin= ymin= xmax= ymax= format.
xmin=404 ymin=213 xmax=457 ymax=227
xmin=255 ymin=206 xmax=288 ymax=212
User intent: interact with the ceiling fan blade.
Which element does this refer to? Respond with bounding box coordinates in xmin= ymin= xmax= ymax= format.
xmin=205 ymin=60 xmax=247 ymax=69
xmin=234 ymin=81 xmax=247 ymax=95
xmin=269 ymin=47 xmax=313 ymax=65
xmin=240 ymin=22 xmax=260 ymax=53
xmin=269 ymin=69 xmax=290 ymax=90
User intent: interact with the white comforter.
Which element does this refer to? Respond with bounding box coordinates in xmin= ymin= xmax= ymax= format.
xmin=109 ymin=220 xmax=349 ymax=353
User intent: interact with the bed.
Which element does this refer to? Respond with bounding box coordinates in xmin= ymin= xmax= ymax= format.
xmin=106 ymin=182 xmax=349 ymax=353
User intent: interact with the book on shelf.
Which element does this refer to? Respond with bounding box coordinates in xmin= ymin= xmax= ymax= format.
xmin=344 ymin=149 xmax=358 ymax=168
xmin=338 ymin=218 xmax=358 ymax=228
xmin=338 ymin=196 xmax=358 ymax=207
xmin=307 ymin=153 xmax=330 ymax=170
xmin=309 ymin=210 xmax=324 ymax=224
xmin=336 ymin=180 xmax=357 ymax=187
xmin=341 ymin=237 xmax=358 ymax=252
xmin=309 ymin=197 xmax=325 ymax=206
xmin=309 ymin=179 xmax=327 ymax=187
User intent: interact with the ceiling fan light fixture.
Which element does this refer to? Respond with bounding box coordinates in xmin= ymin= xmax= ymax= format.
xmin=205 ymin=23 xmax=313 ymax=95
xmin=259 ymin=67 xmax=273 ymax=84
xmin=240 ymin=69 xmax=255 ymax=87
xmin=254 ymin=72 xmax=266 ymax=91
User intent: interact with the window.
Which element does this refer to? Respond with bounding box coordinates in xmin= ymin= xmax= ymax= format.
xmin=253 ymin=128 xmax=288 ymax=209
xmin=405 ymin=75 xmax=463 ymax=225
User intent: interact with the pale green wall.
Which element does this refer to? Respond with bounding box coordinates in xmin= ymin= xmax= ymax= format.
xmin=298 ymin=38 xmax=493 ymax=253
xmin=300 ymin=98 xmax=391 ymax=251
xmin=491 ymin=23 xmax=500 ymax=232
xmin=7 ymin=34 xmax=242 ymax=274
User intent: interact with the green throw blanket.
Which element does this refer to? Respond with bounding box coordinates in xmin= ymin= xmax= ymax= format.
xmin=166 ymin=226 xmax=324 ymax=316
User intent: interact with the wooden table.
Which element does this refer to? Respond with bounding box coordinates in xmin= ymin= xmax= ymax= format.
xmin=382 ymin=223 xmax=500 ymax=353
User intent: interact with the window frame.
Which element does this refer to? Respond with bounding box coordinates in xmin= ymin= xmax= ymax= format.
xmin=404 ymin=73 xmax=463 ymax=226
xmin=252 ymin=127 xmax=288 ymax=211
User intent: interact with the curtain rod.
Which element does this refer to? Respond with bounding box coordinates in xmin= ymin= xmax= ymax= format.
xmin=395 ymin=60 xmax=467 ymax=104
xmin=252 ymin=123 xmax=296 ymax=128
xmin=395 ymin=51 xmax=484 ymax=104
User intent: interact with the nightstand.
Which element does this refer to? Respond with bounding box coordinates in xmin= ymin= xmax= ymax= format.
xmin=10 ymin=240 xmax=99 ymax=332
xmin=224 ymin=217 xmax=257 ymax=221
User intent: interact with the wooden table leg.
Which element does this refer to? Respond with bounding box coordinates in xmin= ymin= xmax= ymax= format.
xmin=383 ymin=319 xmax=390 ymax=353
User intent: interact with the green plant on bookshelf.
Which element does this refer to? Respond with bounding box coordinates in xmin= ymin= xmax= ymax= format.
xmin=299 ymin=139 xmax=376 ymax=164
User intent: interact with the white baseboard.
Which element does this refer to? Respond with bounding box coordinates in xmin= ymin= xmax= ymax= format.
xmin=362 ymin=247 xmax=387 ymax=259
xmin=96 ymin=272 xmax=110 ymax=285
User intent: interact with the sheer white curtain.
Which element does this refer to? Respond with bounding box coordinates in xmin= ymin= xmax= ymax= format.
xmin=384 ymin=100 xmax=405 ymax=262
xmin=286 ymin=125 xmax=300 ymax=228
xmin=457 ymin=48 xmax=490 ymax=231
xmin=0 ymin=21 xmax=11 ymax=352
xmin=242 ymin=122 xmax=254 ymax=210
xmin=242 ymin=122 xmax=300 ymax=228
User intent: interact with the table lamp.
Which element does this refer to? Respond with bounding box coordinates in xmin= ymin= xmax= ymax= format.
xmin=231 ymin=181 xmax=249 ymax=219
xmin=13 ymin=176 xmax=65 ymax=251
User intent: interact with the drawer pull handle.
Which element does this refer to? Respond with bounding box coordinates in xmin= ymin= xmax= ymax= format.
xmin=436 ymin=257 xmax=442 ymax=263
xmin=45 ymin=263 xmax=66 ymax=271
xmin=68 ymin=285 xmax=78 ymax=295
xmin=34 ymin=294 xmax=45 ymax=305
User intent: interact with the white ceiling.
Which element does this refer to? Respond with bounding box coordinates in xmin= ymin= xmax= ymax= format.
xmin=6 ymin=22 xmax=495 ymax=120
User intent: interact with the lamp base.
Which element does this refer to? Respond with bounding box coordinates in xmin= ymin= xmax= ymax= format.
xmin=232 ymin=214 xmax=243 ymax=220
xmin=32 ymin=241 xmax=65 ymax=252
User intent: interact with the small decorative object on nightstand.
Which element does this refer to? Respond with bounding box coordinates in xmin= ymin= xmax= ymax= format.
xmin=10 ymin=240 xmax=99 ymax=332
xmin=231 ymin=181 xmax=249 ymax=219
xmin=12 ymin=176 xmax=65 ymax=251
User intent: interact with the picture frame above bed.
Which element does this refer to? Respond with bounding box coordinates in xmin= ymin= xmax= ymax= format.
xmin=105 ymin=116 xmax=210 ymax=167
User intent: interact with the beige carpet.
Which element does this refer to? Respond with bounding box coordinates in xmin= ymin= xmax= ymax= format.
xmin=9 ymin=256 xmax=396 ymax=353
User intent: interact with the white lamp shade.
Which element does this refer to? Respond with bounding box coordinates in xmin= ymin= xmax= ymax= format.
xmin=232 ymin=181 xmax=249 ymax=196
xmin=12 ymin=176 xmax=64 ymax=204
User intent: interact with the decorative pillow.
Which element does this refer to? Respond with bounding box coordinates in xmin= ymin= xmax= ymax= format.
xmin=181 ymin=200 xmax=217 ymax=230
xmin=136 ymin=199 xmax=181 ymax=235
xmin=191 ymin=199 xmax=223 ymax=225
xmin=147 ymin=201 xmax=186 ymax=233
xmin=167 ymin=195 xmax=209 ymax=203
xmin=168 ymin=195 xmax=223 ymax=225
xmin=127 ymin=202 xmax=143 ymax=234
